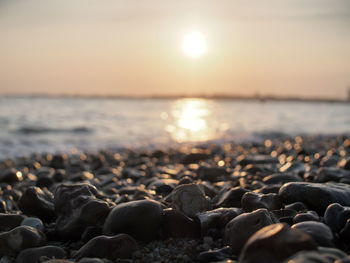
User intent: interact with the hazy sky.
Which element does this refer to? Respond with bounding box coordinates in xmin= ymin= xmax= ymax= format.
xmin=0 ymin=0 xmax=349 ymax=98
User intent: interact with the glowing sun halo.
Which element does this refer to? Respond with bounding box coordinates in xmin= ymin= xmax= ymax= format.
xmin=182 ymin=31 xmax=207 ymax=58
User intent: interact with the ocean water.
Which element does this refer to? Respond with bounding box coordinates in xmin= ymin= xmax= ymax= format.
xmin=0 ymin=96 xmax=350 ymax=159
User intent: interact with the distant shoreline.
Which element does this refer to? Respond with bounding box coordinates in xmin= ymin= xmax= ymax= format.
xmin=1 ymin=93 xmax=349 ymax=104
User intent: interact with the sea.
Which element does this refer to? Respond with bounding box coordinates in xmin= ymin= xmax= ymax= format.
xmin=1 ymin=96 xmax=350 ymax=160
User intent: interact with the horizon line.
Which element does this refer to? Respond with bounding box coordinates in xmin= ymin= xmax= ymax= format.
xmin=1 ymin=92 xmax=349 ymax=103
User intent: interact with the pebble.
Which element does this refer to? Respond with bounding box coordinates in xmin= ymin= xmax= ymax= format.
xmin=0 ymin=226 xmax=45 ymax=256
xmin=293 ymin=210 xmax=320 ymax=223
xmin=0 ymin=213 xmax=26 ymax=231
xmin=197 ymin=246 xmax=232 ymax=262
xmin=239 ymin=223 xmax=317 ymax=263
xmin=241 ymin=192 xmax=282 ymax=212
xmin=161 ymin=209 xmax=199 ymax=238
xmin=224 ymin=208 xmax=276 ymax=255
xmin=17 ymin=187 xmax=56 ymax=222
xmin=21 ymin=217 xmax=44 ymax=232
xmin=212 ymin=187 xmax=248 ymax=208
xmin=279 ymin=182 xmax=350 ymax=214
xmin=103 ymin=200 xmax=163 ymax=242
xmin=74 ymin=234 xmax=137 ymax=260
xmin=324 ymin=203 xmax=350 ymax=233
xmin=171 ymin=183 xmax=210 ymax=217
xmin=196 ymin=208 xmax=240 ymax=237
xmin=54 ymin=183 xmax=111 ymax=239
xmin=291 ymin=221 xmax=334 ymax=247
xmin=16 ymin=245 xmax=66 ymax=263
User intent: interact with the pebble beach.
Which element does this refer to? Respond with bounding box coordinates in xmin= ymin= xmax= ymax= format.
xmin=1 ymin=134 xmax=350 ymax=263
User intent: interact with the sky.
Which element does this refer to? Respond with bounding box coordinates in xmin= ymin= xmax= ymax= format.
xmin=0 ymin=0 xmax=349 ymax=98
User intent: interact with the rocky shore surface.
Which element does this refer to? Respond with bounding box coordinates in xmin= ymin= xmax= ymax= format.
xmin=1 ymin=135 xmax=350 ymax=263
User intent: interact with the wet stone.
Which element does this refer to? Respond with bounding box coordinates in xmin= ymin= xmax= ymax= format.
xmin=241 ymin=192 xmax=282 ymax=212
xmin=16 ymin=246 xmax=66 ymax=263
xmin=212 ymin=187 xmax=248 ymax=208
xmin=0 ymin=169 xmax=23 ymax=184
xmin=196 ymin=208 xmax=241 ymax=237
xmin=291 ymin=221 xmax=334 ymax=247
xmin=161 ymin=209 xmax=199 ymax=239
xmin=293 ymin=211 xmax=320 ymax=224
xmin=0 ymin=213 xmax=26 ymax=231
xmin=224 ymin=208 xmax=276 ymax=256
xmin=279 ymin=182 xmax=350 ymax=214
xmin=171 ymin=183 xmax=210 ymax=217
xmin=103 ymin=200 xmax=163 ymax=242
xmin=324 ymin=203 xmax=350 ymax=233
xmin=239 ymin=223 xmax=317 ymax=263
xmin=17 ymin=186 xmax=56 ymax=222
xmin=21 ymin=217 xmax=44 ymax=232
xmin=0 ymin=226 xmax=45 ymax=256
xmin=197 ymin=166 xmax=229 ymax=182
xmin=54 ymin=183 xmax=111 ymax=240
xmin=263 ymin=173 xmax=302 ymax=185
xmin=197 ymin=247 xmax=232 ymax=262
xmin=74 ymin=234 xmax=137 ymax=261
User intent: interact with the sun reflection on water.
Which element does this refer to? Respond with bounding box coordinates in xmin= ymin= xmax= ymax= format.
xmin=165 ymin=98 xmax=218 ymax=142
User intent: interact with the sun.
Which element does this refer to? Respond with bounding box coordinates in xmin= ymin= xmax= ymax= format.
xmin=182 ymin=31 xmax=207 ymax=58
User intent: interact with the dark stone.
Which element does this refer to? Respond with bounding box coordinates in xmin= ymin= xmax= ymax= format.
xmin=239 ymin=223 xmax=317 ymax=263
xmin=197 ymin=247 xmax=232 ymax=262
xmin=50 ymin=154 xmax=67 ymax=169
xmin=315 ymin=167 xmax=350 ymax=183
xmin=255 ymin=184 xmax=281 ymax=194
xmin=53 ymin=169 xmax=67 ymax=183
xmin=212 ymin=187 xmax=249 ymax=208
xmin=242 ymin=192 xmax=282 ymax=212
xmin=54 ymin=184 xmax=111 ymax=240
xmin=103 ymin=200 xmax=163 ymax=242
xmin=0 ymin=226 xmax=45 ymax=256
xmin=155 ymin=184 xmax=174 ymax=196
xmin=181 ymin=153 xmax=209 ymax=164
xmin=161 ymin=209 xmax=199 ymax=238
xmin=279 ymin=182 xmax=350 ymax=214
xmin=292 ymin=221 xmax=334 ymax=247
xmin=321 ymin=155 xmax=340 ymax=167
xmin=16 ymin=246 xmax=66 ymax=263
xmin=285 ymin=202 xmax=308 ymax=212
xmin=293 ymin=211 xmax=320 ymax=224
xmin=74 ymin=234 xmax=137 ymax=260
xmin=224 ymin=208 xmax=277 ymax=255
xmin=324 ymin=203 xmax=350 ymax=233
xmin=237 ymin=155 xmax=278 ymax=166
xmin=36 ymin=176 xmax=55 ymax=188
xmin=0 ymin=169 xmax=23 ymax=184
xmin=0 ymin=213 xmax=26 ymax=231
xmin=171 ymin=183 xmax=210 ymax=217
xmin=284 ymin=247 xmax=348 ymax=263
xmin=18 ymin=186 xmax=56 ymax=222
xmin=279 ymin=162 xmax=306 ymax=174
xmin=263 ymin=174 xmax=302 ymax=185
xmin=272 ymin=209 xmax=297 ymax=224
xmin=196 ymin=208 xmax=240 ymax=236
xmin=21 ymin=217 xmax=44 ymax=232
xmin=339 ymin=219 xmax=350 ymax=242
xmin=198 ymin=166 xmax=229 ymax=182
xmin=81 ymin=226 xmax=102 ymax=242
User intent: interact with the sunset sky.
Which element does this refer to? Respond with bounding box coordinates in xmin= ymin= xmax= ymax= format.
xmin=0 ymin=0 xmax=349 ymax=98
